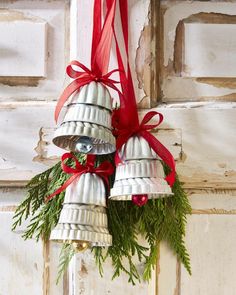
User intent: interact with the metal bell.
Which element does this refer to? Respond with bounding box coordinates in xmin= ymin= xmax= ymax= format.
xmin=53 ymin=81 xmax=116 ymax=155
xmin=50 ymin=173 xmax=112 ymax=247
xmin=109 ymin=135 xmax=173 ymax=202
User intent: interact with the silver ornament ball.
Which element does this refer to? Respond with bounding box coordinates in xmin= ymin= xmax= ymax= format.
xmin=75 ymin=136 xmax=93 ymax=153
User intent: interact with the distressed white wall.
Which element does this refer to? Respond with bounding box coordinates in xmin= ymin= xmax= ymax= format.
xmin=1 ymin=0 xmax=236 ymax=294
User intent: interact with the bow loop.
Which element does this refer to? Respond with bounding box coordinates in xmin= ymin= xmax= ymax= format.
xmin=66 ymin=60 xmax=93 ymax=79
xmin=139 ymin=111 xmax=164 ymax=131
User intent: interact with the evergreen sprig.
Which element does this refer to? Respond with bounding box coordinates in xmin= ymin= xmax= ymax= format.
xmin=57 ymin=243 xmax=76 ymax=284
xmin=12 ymin=153 xmax=85 ymax=241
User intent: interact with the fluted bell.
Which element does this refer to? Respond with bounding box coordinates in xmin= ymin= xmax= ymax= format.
xmin=53 ymin=81 xmax=116 ymax=155
xmin=50 ymin=172 xmax=112 ymax=247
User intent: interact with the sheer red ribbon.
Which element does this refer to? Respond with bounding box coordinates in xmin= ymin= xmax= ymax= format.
xmin=46 ymin=153 xmax=114 ymax=202
xmin=109 ymin=0 xmax=176 ymax=186
xmin=54 ymin=0 xmax=119 ymax=122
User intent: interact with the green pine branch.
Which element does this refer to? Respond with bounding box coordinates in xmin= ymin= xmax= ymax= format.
xmin=56 ymin=243 xmax=76 ymax=284
xmin=12 ymin=153 xmax=85 ymax=241
xmin=12 ymin=152 xmax=192 ymax=285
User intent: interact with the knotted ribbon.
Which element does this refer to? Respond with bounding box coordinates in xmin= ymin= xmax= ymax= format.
xmin=46 ymin=153 xmax=114 ymax=202
xmin=54 ymin=0 xmax=120 ymax=122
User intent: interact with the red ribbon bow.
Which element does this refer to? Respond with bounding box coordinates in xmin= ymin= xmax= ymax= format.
xmin=54 ymin=61 xmax=122 ymax=122
xmin=115 ymin=111 xmax=176 ymax=187
xmin=46 ymin=153 xmax=114 ymax=202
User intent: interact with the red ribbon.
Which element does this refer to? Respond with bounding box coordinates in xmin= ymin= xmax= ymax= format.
xmin=46 ymin=153 xmax=114 ymax=202
xmin=114 ymin=111 xmax=176 ymax=186
xmin=110 ymin=0 xmax=176 ymax=186
xmin=54 ymin=0 xmax=119 ymax=122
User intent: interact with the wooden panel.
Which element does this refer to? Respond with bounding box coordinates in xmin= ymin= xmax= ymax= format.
xmin=157 ymin=242 xmax=178 ymax=295
xmin=181 ymin=214 xmax=236 ymax=295
xmin=157 ymin=107 xmax=236 ymax=190
xmin=0 ymin=213 xmax=43 ymax=295
xmin=0 ymin=188 xmax=65 ymax=295
xmin=0 ymin=20 xmax=47 ymax=77
xmin=0 ymin=1 xmax=69 ymax=99
xmin=0 ymin=103 xmax=59 ymax=184
xmin=1 ymin=105 xmax=236 ymax=190
xmin=184 ymin=23 xmax=236 ymax=78
xmin=68 ymin=251 xmax=155 ymax=295
xmin=161 ymin=1 xmax=236 ymax=102
xmin=158 ymin=190 xmax=236 ymax=295
xmin=0 ymin=103 xmax=182 ymax=185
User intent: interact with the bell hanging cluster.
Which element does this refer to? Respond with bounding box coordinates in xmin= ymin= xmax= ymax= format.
xmin=51 ymin=81 xmax=114 ymax=250
xmin=53 ymin=81 xmax=116 ymax=155
xmin=50 ymin=172 xmax=112 ymax=248
xmin=109 ymin=135 xmax=173 ymax=204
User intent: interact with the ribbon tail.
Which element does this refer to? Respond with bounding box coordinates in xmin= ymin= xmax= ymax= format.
xmin=46 ymin=173 xmax=79 ymax=202
xmin=141 ymin=131 xmax=176 ymax=187
xmin=92 ymin=0 xmax=117 ymax=75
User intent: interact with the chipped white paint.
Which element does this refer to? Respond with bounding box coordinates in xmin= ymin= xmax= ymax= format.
xmin=0 ymin=20 xmax=47 ymax=77
xmin=154 ymin=108 xmax=236 ymax=188
xmin=181 ymin=214 xmax=236 ymax=295
xmin=0 ymin=103 xmax=182 ymax=184
xmin=184 ymin=23 xmax=236 ymax=78
xmin=1 ymin=0 xmax=236 ymax=294
xmin=162 ymin=0 xmax=236 ymax=101
xmin=0 ymin=212 xmax=44 ymax=295
xmin=0 ymin=1 xmax=69 ymax=101
xmin=0 ymin=103 xmax=60 ymax=183
xmin=163 ymin=1 xmax=236 ymax=66
xmin=68 ymin=238 xmax=155 ymax=295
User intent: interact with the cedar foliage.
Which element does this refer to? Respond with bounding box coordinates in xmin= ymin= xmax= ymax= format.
xmin=12 ymin=153 xmax=191 ymax=284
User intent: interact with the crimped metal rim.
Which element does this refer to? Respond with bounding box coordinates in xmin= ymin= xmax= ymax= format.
xmin=63 ymin=104 xmax=111 ymax=129
xmin=50 ymin=224 xmax=112 ymax=246
xmin=58 ymin=206 xmax=108 ymax=227
xmin=109 ymin=177 xmax=173 ymax=200
xmin=115 ymin=160 xmax=164 ymax=180
xmin=53 ymin=121 xmax=116 ymax=154
xmin=67 ymin=81 xmax=112 ymax=111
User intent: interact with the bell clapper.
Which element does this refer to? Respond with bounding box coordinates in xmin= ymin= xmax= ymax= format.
xmin=72 ymin=241 xmax=89 ymax=252
xmin=75 ymin=136 xmax=93 ymax=153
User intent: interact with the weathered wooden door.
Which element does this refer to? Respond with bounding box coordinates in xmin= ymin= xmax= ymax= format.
xmin=1 ymin=1 xmax=236 ymax=294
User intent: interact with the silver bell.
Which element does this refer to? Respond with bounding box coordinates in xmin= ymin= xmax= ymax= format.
xmin=53 ymin=82 xmax=116 ymax=155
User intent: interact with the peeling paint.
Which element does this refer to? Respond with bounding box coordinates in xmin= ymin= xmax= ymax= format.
xmin=192 ymin=208 xmax=236 ymax=215
xmin=224 ymin=170 xmax=236 ymax=177
xmin=0 ymin=9 xmax=45 ymax=22
xmin=196 ymin=78 xmax=236 ymax=89
xmin=78 ymin=259 xmax=88 ymax=278
xmin=135 ymin=23 xmax=151 ymax=93
xmin=135 ymin=0 xmax=160 ymax=109
xmin=33 ymin=127 xmax=59 ymax=166
xmin=0 ymin=77 xmax=42 ymax=87
xmin=162 ymin=5 xmax=236 ymax=102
